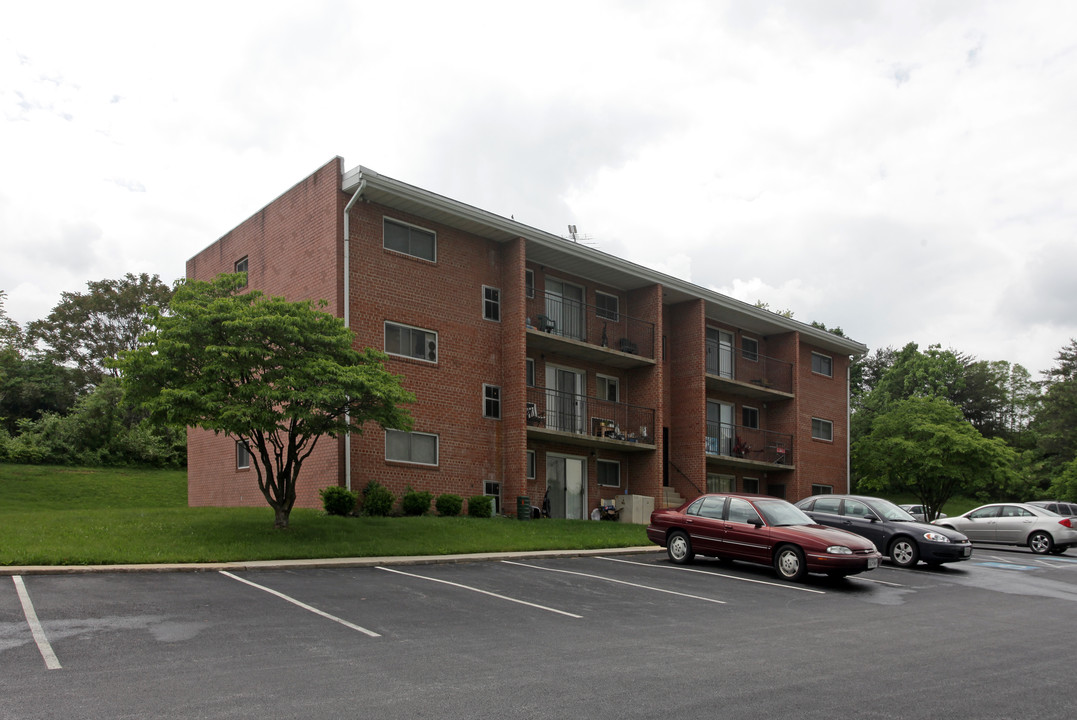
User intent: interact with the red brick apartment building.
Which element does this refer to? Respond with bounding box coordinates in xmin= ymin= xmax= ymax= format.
xmin=186 ymin=157 xmax=867 ymax=518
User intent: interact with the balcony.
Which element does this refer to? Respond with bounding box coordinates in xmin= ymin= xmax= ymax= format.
xmin=705 ymin=343 xmax=793 ymax=400
xmin=705 ymin=421 xmax=794 ymax=471
xmin=525 ymin=387 xmax=656 ymax=452
xmin=527 ymin=292 xmax=655 ymax=369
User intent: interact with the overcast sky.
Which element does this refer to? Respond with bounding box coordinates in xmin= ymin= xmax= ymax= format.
xmin=3 ymin=1 xmax=1075 ymax=376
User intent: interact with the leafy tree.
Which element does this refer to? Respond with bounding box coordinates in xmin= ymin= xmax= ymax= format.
xmin=116 ymin=273 xmax=415 ymax=528
xmin=850 ymin=346 xmax=896 ymax=411
xmin=0 ymin=290 xmax=23 ymax=352
xmin=854 ymin=396 xmax=1018 ymax=519
xmin=29 ymin=273 xmax=173 ymax=386
xmin=1031 ymin=339 xmax=1077 ymax=472
xmin=809 ymin=320 xmax=845 ymax=337
xmin=0 ymin=354 xmax=84 ymax=434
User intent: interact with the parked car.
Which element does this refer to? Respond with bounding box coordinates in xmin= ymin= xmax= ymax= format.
xmin=795 ymin=495 xmax=971 ymax=568
xmin=933 ymin=503 xmax=1077 ymax=555
xmin=1026 ymin=500 xmax=1077 ymax=518
xmin=898 ymin=504 xmax=947 ymax=522
xmin=646 ymin=493 xmax=882 ymax=582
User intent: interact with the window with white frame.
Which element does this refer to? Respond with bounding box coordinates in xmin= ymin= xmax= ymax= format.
xmin=812 ymin=484 xmax=834 ymax=495
xmin=526 ymin=450 xmax=536 ymax=479
xmin=383 ymin=218 xmax=436 ymax=261
xmin=742 ymin=406 xmax=759 ymax=429
xmin=234 ymin=256 xmax=248 ymax=275
xmin=385 ymin=429 xmax=438 ymax=465
xmin=483 ymin=384 xmax=501 ymax=419
xmin=525 ymin=269 xmax=535 ymax=298
xmin=597 ymin=459 xmax=620 ymax=487
xmin=596 ymin=374 xmax=619 ymax=402
xmin=483 ymin=286 xmax=501 ymax=322
xmin=706 ymin=473 xmax=735 ymax=493
xmin=812 ymin=417 xmax=834 ymax=441
xmin=484 ymin=481 xmax=501 ymax=515
xmin=811 ymin=352 xmax=833 ymax=377
xmin=742 ymin=337 xmax=759 ymax=362
xmin=236 ymin=441 xmax=250 ymax=469
xmin=743 ymin=477 xmax=759 ymax=493
xmin=595 ymin=291 xmax=619 ymax=321
xmin=526 ymin=358 xmax=535 ymax=387
xmin=385 ymin=322 xmax=437 ymax=363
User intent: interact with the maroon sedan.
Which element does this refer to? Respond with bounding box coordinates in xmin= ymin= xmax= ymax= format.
xmin=647 ymin=493 xmax=882 ymax=581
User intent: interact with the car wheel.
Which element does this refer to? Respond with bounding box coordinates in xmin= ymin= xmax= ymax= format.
xmin=773 ymin=545 xmax=807 ymax=582
xmin=667 ymin=531 xmax=694 ymax=565
xmin=1028 ymin=531 xmax=1054 ymax=555
xmin=889 ymin=537 xmax=919 ymax=568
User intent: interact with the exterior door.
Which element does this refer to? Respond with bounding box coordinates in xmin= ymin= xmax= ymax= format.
xmin=722 ymin=497 xmax=770 ymax=563
xmin=545 ymin=278 xmax=585 ymax=340
xmin=994 ymin=505 xmax=1036 ymax=542
xmin=546 ymin=455 xmax=586 ymax=519
xmin=960 ymin=506 xmax=1000 ymax=542
xmin=706 ymin=400 xmax=734 ymax=456
xmin=545 ymin=365 xmax=585 ymax=433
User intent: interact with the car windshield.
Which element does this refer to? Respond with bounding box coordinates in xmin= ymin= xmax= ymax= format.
xmin=755 ymin=500 xmax=814 ymax=527
xmin=868 ymin=499 xmax=918 ymax=521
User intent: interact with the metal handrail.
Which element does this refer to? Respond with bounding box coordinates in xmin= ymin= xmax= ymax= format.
xmin=528 ymin=292 xmax=655 ymax=360
xmin=705 ymin=344 xmax=793 ymax=394
xmin=705 ymin=422 xmax=792 ymax=465
xmin=526 ymin=387 xmax=655 ymax=444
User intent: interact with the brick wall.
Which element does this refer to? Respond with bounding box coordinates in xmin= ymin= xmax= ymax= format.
xmin=185 ymin=157 xmax=345 ymax=509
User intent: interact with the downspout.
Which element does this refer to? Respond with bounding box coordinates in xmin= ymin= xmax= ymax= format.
xmin=342 ymin=178 xmax=366 ymax=491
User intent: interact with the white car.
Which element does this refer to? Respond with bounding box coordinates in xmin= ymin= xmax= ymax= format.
xmin=933 ymin=503 xmax=1077 ymax=555
xmin=898 ymin=504 xmax=947 ymax=522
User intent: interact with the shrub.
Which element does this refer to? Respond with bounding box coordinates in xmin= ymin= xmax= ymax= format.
xmin=362 ymin=481 xmax=395 ymax=517
xmin=435 ymin=493 xmax=463 ymax=517
xmin=467 ymin=495 xmax=493 ymax=518
xmin=401 ymin=486 xmax=434 ymax=516
xmin=320 ymin=485 xmax=358 ymax=516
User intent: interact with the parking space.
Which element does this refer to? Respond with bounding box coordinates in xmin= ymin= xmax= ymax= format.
xmin=3 ymin=549 xmax=1076 ymax=718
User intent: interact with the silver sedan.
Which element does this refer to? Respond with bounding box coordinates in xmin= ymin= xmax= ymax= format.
xmin=934 ymin=503 xmax=1077 ymax=555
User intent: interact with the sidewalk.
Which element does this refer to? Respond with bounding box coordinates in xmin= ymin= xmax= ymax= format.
xmin=0 ymin=545 xmax=661 ymax=576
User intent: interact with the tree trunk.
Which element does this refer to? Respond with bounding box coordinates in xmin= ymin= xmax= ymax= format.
xmin=274 ymin=506 xmax=290 ymax=529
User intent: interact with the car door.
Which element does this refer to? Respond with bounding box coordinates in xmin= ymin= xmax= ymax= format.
xmin=959 ymin=506 xmax=1001 ymax=542
xmin=721 ymin=497 xmax=770 ymax=563
xmin=685 ymin=495 xmax=726 ymax=554
xmin=802 ymin=497 xmax=843 ymax=528
xmin=994 ymin=505 xmax=1036 ymax=543
xmin=839 ymin=499 xmax=890 ymax=551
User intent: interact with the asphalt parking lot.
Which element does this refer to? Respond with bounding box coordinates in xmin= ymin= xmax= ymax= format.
xmin=3 ymin=545 xmax=1077 ymax=720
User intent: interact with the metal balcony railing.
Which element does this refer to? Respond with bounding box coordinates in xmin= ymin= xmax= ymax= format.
xmin=705 ymin=342 xmax=793 ymax=394
xmin=528 ymin=292 xmax=655 ymax=360
xmin=526 ymin=387 xmax=655 ymax=444
xmin=706 ymin=421 xmax=792 ymax=465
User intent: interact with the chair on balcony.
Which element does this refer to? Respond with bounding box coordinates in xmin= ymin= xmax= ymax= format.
xmin=535 ymin=315 xmax=556 ymax=333
xmin=618 ymin=338 xmax=638 ymax=354
xmin=526 ymin=402 xmax=546 ymax=426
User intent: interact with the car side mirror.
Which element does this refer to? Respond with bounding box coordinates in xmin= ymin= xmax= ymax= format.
xmin=747 ymin=518 xmax=763 ymax=528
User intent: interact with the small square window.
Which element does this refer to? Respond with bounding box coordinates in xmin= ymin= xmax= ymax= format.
xmin=743 ymin=477 xmax=759 ymax=493
xmin=483 ymin=384 xmax=501 ymax=419
xmin=597 ymin=460 xmax=620 ymax=487
xmin=595 ymin=291 xmax=619 ymax=321
xmin=742 ymin=337 xmax=759 ymax=362
xmin=483 ymin=286 xmax=501 ymax=322
xmin=385 ymin=429 xmax=439 ymax=465
xmin=812 ymin=484 xmax=834 ymax=495
xmin=596 ymin=374 xmax=618 ymax=402
xmin=236 ymin=441 xmax=250 ymax=469
xmin=742 ymin=406 xmax=759 ymax=429
xmin=384 ymin=218 xmax=436 ymax=261
xmin=811 ymin=352 xmax=833 ymax=377
xmin=812 ymin=417 xmax=834 ymax=441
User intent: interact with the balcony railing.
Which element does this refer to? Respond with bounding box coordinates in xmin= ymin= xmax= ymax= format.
xmin=528 ymin=292 xmax=655 ymax=360
xmin=706 ymin=421 xmax=792 ymax=465
xmin=705 ymin=342 xmax=793 ymax=395
xmin=526 ymin=387 xmax=655 ymax=444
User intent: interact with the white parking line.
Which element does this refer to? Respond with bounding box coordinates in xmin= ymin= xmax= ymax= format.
xmin=12 ymin=576 xmax=61 ymax=670
xmin=219 ymin=571 xmax=380 ymax=637
xmin=503 ymin=561 xmax=727 ymax=604
xmin=853 ymin=575 xmax=905 ymax=587
xmin=376 ymin=566 xmax=583 ymax=618
xmin=599 ymin=557 xmax=827 ymax=594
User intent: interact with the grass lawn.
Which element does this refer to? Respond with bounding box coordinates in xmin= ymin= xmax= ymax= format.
xmin=0 ymin=464 xmax=649 ymax=566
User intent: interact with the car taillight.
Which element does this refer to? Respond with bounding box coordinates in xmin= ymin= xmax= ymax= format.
xmin=1059 ymin=518 xmax=1073 ymax=528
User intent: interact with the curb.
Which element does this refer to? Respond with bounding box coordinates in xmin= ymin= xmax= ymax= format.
xmin=0 ymin=546 xmax=662 ymax=576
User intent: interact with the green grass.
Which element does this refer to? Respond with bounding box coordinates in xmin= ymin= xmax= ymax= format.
xmin=0 ymin=464 xmax=649 ymax=566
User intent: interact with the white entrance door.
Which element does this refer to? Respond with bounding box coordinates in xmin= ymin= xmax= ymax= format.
xmin=547 ymin=455 xmax=586 ymax=519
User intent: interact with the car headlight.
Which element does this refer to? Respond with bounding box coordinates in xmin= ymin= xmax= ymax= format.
xmin=922 ymin=532 xmax=950 ymax=543
xmin=826 ymin=546 xmax=853 ymax=555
